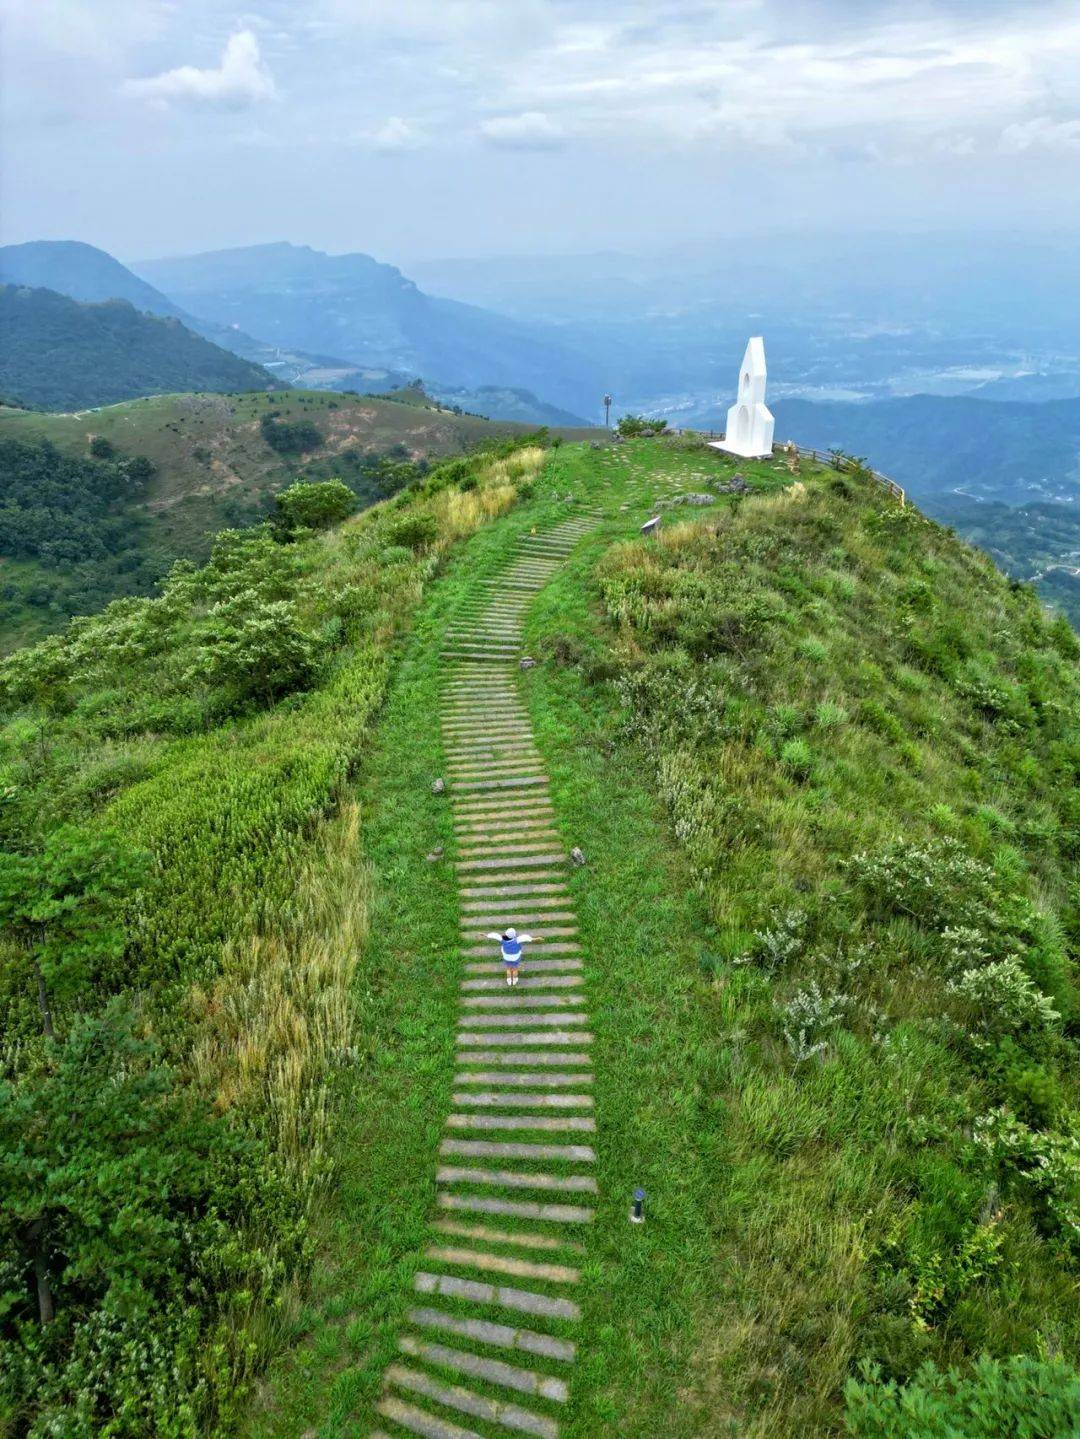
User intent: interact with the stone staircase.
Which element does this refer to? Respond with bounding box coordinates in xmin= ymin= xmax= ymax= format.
xmin=371 ymin=510 xmax=601 ymax=1439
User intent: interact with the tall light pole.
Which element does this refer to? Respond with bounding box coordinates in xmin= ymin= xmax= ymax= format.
xmin=603 ymin=393 xmax=612 ymax=430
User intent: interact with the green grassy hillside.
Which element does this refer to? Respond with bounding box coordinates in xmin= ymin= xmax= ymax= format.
xmin=0 ymin=389 xmax=534 ymax=650
xmin=0 ymin=435 xmax=1076 ymax=1437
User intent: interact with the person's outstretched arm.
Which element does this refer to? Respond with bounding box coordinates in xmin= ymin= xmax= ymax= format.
xmin=485 ymin=931 xmax=504 ymax=941
xmin=519 ymin=933 xmax=535 ymax=944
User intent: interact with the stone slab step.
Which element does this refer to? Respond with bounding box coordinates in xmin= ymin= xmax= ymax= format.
xmin=375 ymin=1395 xmax=482 ymax=1439
xmin=436 ymin=1167 xmax=598 ymax=1195
xmin=398 ymin=1335 xmax=569 ymax=1404
xmin=458 ymin=884 xmax=568 ymax=899
xmin=441 ymin=653 xmax=520 ymax=664
xmin=454 ymin=1050 xmax=592 ymax=1067
xmin=457 ymin=874 xmax=569 ymax=894
xmin=458 ymin=1013 xmax=588 ymax=1029
xmin=451 ymin=768 xmax=545 ymax=785
xmin=440 ymin=1139 xmax=595 ymax=1163
xmin=452 ymin=1091 xmax=592 ymax=1108
xmin=407 ymin=1305 xmax=576 ymax=1362
xmin=388 ymin=1368 xmax=561 ymax=1439
xmin=462 ymin=942 xmax=581 ymax=957
xmin=453 ymin=779 xmax=549 ymax=795
xmin=460 ymin=927 xmax=577 ymax=942
xmin=460 ymin=977 xmax=582 ymax=994
xmin=436 ymin=1193 xmax=593 ymax=1226
xmin=413 ymin=1271 xmax=581 ymax=1321
xmin=457 ymin=852 xmax=562 ymax=870
xmin=425 ymin=1244 xmax=579 ymax=1286
xmin=460 ymin=910 xmax=575 ymax=927
xmin=446 ymin=1114 xmax=596 ymax=1133
xmin=459 ymin=995 xmax=581 ymax=1010
xmin=457 ymin=835 xmax=558 ymax=854
xmin=455 ymin=810 xmax=556 ymax=830
xmin=458 ymin=890 xmax=567 ymax=908
xmin=456 ymin=1032 xmax=592 ymax=1049
xmin=431 ymin=1219 xmax=585 ymax=1255
xmin=452 ymin=1070 xmax=592 ymax=1088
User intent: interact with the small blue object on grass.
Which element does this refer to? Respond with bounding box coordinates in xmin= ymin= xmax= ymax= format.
xmin=629 ymin=1188 xmax=646 ymax=1224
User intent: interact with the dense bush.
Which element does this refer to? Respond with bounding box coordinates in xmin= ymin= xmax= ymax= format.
xmin=273 ymin=479 xmax=356 ymax=533
xmin=844 ymin=1354 xmax=1080 ymax=1437
xmin=259 ymin=413 xmax=321 ymax=454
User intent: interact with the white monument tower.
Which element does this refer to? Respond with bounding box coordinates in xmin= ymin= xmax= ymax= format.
xmin=713 ymin=336 xmax=774 ymax=458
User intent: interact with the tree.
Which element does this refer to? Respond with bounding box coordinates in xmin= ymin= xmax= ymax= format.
xmin=274 ymin=479 xmax=356 ymax=533
xmin=187 ymin=590 xmax=322 ymax=705
xmin=617 ymin=414 xmax=668 ymax=437
xmin=0 ymin=1002 xmax=237 ymax=1328
xmin=0 ymin=826 xmax=147 ymax=1038
xmin=88 ymin=436 xmax=115 ymax=459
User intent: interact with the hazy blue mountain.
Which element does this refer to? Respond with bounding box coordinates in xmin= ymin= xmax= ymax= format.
xmin=0 ymin=239 xmax=185 ymax=317
xmin=134 ymin=243 xmax=601 ymax=414
xmin=0 ymin=284 xmax=272 ymax=409
xmin=769 ymin=396 xmax=1080 ymax=507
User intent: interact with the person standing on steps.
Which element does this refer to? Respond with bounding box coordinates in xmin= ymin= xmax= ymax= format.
xmin=485 ymin=926 xmax=534 ymax=986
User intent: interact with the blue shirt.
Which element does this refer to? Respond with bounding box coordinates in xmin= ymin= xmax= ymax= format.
xmin=501 ymin=937 xmax=523 ymax=963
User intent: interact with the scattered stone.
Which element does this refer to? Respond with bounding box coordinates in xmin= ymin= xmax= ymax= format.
xmin=679 ymin=492 xmax=717 ymax=506
xmin=432 ymin=777 xmax=445 ymax=795
xmin=426 ymin=847 xmax=444 ymax=863
xmin=519 ymin=657 xmax=537 ymax=671
xmin=569 ymin=847 xmax=586 ymax=867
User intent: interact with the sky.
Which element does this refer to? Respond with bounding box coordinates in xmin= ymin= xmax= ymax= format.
xmin=4 ymin=0 xmax=1080 ymax=265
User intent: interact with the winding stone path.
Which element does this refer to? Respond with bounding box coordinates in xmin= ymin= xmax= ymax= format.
xmin=371 ymin=510 xmax=600 ymax=1439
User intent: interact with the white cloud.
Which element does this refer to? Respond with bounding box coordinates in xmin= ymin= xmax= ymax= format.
xmin=368 ymin=116 xmax=423 ymax=152
xmin=123 ymin=29 xmax=276 ymax=110
xmin=479 ymin=110 xmax=566 ymax=149
xmin=1000 ymin=115 xmax=1080 ymax=153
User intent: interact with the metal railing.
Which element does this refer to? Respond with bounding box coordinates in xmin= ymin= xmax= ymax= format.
xmin=695 ymin=432 xmax=906 ymax=507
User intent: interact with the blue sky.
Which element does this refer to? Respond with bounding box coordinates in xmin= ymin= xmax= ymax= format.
xmin=4 ymin=0 xmax=1080 ymax=263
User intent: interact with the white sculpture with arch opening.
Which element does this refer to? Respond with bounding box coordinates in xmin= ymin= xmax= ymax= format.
xmin=712 ymin=336 xmax=774 ymax=459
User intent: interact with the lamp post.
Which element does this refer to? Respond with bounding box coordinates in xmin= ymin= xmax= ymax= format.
xmin=603 ymin=393 xmax=612 ymax=430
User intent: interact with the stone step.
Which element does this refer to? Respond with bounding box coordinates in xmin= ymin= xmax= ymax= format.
xmin=459 ymin=980 xmax=582 ymax=998
xmin=446 ymin=1114 xmax=596 ymax=1133
xmin=425 ymin=1244 xmax=580 ymax=1286
xmin=398 ymin=1335 xmax=569 ymax=1404
xmin=459 ymin=995 xmax=581 ymax=1010
xmin=445 ymin=745 xmax=538 ymax=761
xmin=452 ymin=1070 xmax=592 ymax=1088
xmin=451 ymin=766 xmax=545 ymax=784
xmin=430 ymin=1220 xmax=585 ymax=1255
xmin=453 ymin=778 xmax=549 ymax=795
xmin=460 ymin=911 xmax=575 ymax=929
xmin=462 ymin=941 xmax=581 ymax=957
xmin=458 ymin=1013 xmax=588 ymax=1030
xmin=452 ymin=1091 xmax=593 ymax=1108
xmin=460 ymin=880 xmax=569 ymax=892
xmin=436 ymin=1193 xmax=593 ymax=1226
xmin=407 ymin=1305 xmax=577 ymax=1362
xmin=456 ymin=1032 xmax=592 ymax=1050
xmin=463 ymin=957 xmax=581 ymax=974
xmin=455 ymin=809 xmax=556 ymax=829
xmin=455 ymin=1050 xmax=591 ymax=1067
xmin=458 ymin=890 xmax=568 ymax=907
xmin=387 ymin=1369 xmax=561 ymax=1439
xmin=436 ymin=1167 xmax=598 ymax=1195
xmin=413 ymin=1271 xmax=581 ymax=1321
xmin=375 ymin=1395 xmax=481 ymax=1439
xmin=460 ymin=926 xmax=577 ymax=942
xmin=456 ymin=836 xmax=561 ymax=855
xmin=457 ymin=852 xmax=563 ymax=870
xmin=440 ymin=1139 xmax=595 ymax=1163
xmin=441 ymin=653 xmax=520 ymax=664
xmin=457 ymin=874 xmax=569 ymax=893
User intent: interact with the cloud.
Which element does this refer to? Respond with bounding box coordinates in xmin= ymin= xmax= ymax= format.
xmin=367 ymin=116 xmax=423 ymax=152
xmin=479 ymin=110 xmax=567 ymax=150
xmin=1000 ymin=115 xmax=1080 ymax=153
xmin=123 ymin=29 xmax=276 ymax=109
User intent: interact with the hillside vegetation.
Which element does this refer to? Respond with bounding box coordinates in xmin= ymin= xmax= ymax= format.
xmin=0 ymin=434 xmax=1077 ymax=1438
xmin=0 ymin=285 xmax=272 ymax=410
xmin=0 ymin=439 xmax=545 ymax=1435
xmin=0 ymin=390 xmax=534 ymax=650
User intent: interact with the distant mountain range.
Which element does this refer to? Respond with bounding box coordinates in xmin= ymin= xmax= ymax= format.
xmin=0 ymin=240 xmax=589 ymax=424
xmin=133 ymin=242 xmax=598 ymax=415
xmin=0 ymin=284 xmax=271 ymax=409
xmin=769 ymin=396 xmax=1080 ymax=507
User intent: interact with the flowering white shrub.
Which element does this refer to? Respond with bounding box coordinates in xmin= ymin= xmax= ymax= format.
xmin=974 ymin=1108 xmax=1080 ymax=1249
xmin=735 ymin=908 xmax=808 ymax=972
xmin=948 ymin=956 xmax=1060 ymax=1041
xmin=779 ymin=981 xmax=851 ymax=1063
